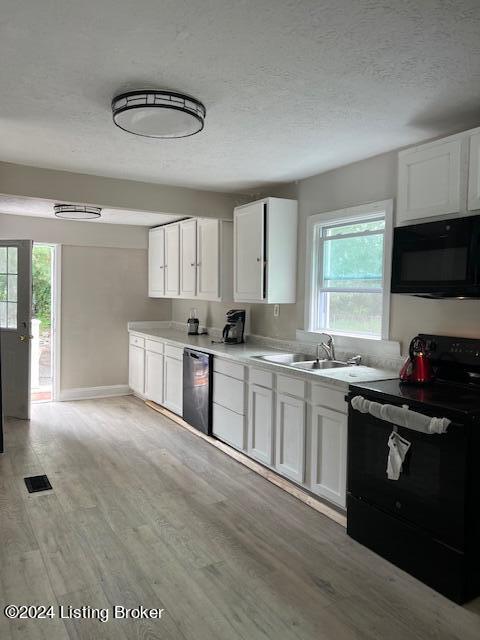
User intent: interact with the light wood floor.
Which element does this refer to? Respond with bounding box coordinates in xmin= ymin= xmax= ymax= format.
xmin=1 ymin=396 xmax=479 ymax=640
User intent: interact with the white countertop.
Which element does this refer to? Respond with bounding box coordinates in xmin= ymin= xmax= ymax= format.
xmin=128 ymin=324 xmax=398 ymax=390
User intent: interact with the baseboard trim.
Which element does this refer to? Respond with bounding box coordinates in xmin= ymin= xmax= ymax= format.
xmin=145 ymin=399 xmax=347 ymax=528
xmin=58 ymin=385 xmax=131 ymax=401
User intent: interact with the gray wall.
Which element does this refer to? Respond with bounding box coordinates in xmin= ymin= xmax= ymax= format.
xmin=61 ymin=245 xmax=170 ymax=389
xmin=0 ymin=161 xmax=248 ymax=219
xmin=173 ymin=150 xmax=480 ymax=354
xmin=0 ymin=213 xmax=171 ymax=391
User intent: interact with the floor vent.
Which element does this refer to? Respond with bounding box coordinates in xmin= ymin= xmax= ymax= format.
xmin=24 ymin=475 xmax=52 ymax=493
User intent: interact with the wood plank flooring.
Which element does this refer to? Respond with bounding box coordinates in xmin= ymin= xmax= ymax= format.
xmin=1 ymin=395 xmax=479 ymax=640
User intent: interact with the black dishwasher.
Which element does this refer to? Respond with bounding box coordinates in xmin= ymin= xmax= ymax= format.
xmin=182 ymin=348 xmax=213 ymax=434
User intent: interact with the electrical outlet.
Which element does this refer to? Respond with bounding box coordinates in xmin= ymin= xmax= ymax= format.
xmin=273 ymin=304 xmax=280 ymax=318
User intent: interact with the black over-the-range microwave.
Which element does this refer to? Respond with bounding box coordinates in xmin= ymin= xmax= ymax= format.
xmin=391 ymin=214 xmax=480 ymax=298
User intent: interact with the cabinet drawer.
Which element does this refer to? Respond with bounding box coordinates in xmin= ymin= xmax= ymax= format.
xmin=213 ymin=373 xmax=245 ymax=415
xmin=213 ymin=358 xmax=245 ymax=381
xmin=311 ymin=384 xmax=347 ymax=414
xmin=129 ymin=334 xmax=145 ymax=348
xmin=213 ymin=403 xmax=246 ymax=450
xmin=249 ymin=367 xmax=273 ymax=388
xmin=145 ymin=339 xmax=164 ymax=355
xmin=276 ymin=374 xmax=306 ymax=399
xmin=164 ymin=344 xmax=183 ymax=360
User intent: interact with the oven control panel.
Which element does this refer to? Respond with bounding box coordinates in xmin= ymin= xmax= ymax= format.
xmin=419 ymin=334 xmax=480 ymax=366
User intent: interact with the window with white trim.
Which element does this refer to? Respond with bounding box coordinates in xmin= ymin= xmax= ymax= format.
xmin=306 ymin=201 xmax=393 ymax=340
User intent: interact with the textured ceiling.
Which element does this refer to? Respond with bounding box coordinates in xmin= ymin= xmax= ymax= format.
xmin=1 ymin=0 xmax=480 ymax=192
xmin=0 ymin=196 xmax=185 ymax=226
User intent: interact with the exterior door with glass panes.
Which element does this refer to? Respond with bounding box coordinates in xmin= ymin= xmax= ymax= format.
xmin=0 ymin=240 xmax=32 ymax=419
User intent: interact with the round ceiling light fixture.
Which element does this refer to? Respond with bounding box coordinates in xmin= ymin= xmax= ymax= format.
xmin=54 ymin=204 xmax=102 ymax=220
xmin=111 ymin=90 xmax=206 ymax=138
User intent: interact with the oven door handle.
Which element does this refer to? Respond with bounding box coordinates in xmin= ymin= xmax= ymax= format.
xmin=349 ymin=395 xmax=451 ymax=434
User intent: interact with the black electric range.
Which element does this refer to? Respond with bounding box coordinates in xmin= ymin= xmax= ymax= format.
xmin=346 ymin=334 xmax=480 ymax=604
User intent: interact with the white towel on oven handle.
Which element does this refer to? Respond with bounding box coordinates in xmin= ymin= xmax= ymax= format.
xmin=387 ymin=430 xmax=411 ymax=480
xmin=350 ymin=395 xmax=450 ymax=434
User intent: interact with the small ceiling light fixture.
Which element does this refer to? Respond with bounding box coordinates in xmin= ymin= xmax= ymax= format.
xmin=54 ymin=204 xmax=102 ymax=220
xmin=111 ymin=90 xmax=206 ymax=138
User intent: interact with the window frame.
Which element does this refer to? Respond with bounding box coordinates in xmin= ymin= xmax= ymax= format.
xmin=0 ymin=245 xmax=19 ymax=330
xmin=304 ymin=199 xmax=393 ymax=341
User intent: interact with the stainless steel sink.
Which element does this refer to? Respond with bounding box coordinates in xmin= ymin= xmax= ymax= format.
xmin=291 ymin=360 xmax=350 ymax=370
xmin=253 ymin=353 xmax=312 ymax=365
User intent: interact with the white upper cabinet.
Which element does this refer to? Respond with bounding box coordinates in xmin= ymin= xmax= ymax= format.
xmin=397 ymin=138 xmax=462 ymax=224
xmin=396 ymin=126 xmax=480 ymax=225
xmin=196 ymin=218 xmax=233 ymax=301
xmin=197 ymin=218 xmax=219 ymax=299
xmin=180 ymin=219 xmax=197 ymax=298
xmin=148 ymin=218 xmax=233 ymax=301
xmin=234 ymin=197 xmax=298 ymax=303
xmin=164 ymin=223 xmax=180 ymax=297
xmin=234 ymin=201 xmax=265 ymax=302
xmin=468 ymin=131 xmax=480 ymax=212
xmin=148 ymin=226 xmax=165 ymax=297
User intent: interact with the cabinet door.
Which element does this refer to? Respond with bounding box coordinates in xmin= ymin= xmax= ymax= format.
xmin=165 ymin=224 xmax=180 ymax=297
xmin=179 ymin=219 xmax=197 ymax=297
xmin=213 ymin=403 xmax=246 ymax=451
xmin=234 ymin=201 xmax=265 ymax=302
xmin=145 ymin=351 xmax=164 ymax=405
xmin=397 ymin=139 xmax=462 ymax=224
xmin=275 ymin=393 xmax=306 ymax=483
xmin=310 ymin=405 xmax=347 ymax=507
xmin=468 ymin=131 xmax=480 ymax=211
xmin=148 ymin=227 xmax=165 ymax=297
xmin=248 ymin=384 xmax=274 ymax=465
xmin=129 ymin=344 xmax=145 ymax=396
xmin=197 ymin=218 xmax=220 ymax=300
xmin=163 ymin=355 xmax=183 ymax=415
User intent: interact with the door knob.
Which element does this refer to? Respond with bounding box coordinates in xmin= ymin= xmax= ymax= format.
xmin=19 ymin=334 xmax=33 ymax=342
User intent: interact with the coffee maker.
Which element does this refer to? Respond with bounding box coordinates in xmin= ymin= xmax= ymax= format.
xmin=222 ymin=310 xmax=246 ymax=344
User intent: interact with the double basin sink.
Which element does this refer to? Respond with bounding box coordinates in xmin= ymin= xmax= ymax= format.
xmin=253 ymin=353 xmax=350 ymax=371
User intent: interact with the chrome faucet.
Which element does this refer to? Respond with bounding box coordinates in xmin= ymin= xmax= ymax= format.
xmin=316 ymin=334 xmax=335 ymax=361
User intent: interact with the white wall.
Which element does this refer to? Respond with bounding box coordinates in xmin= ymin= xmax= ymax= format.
xmin=0 ymin=213 xmax=170 ymax=392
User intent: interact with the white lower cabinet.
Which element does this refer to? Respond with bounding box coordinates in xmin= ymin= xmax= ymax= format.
xmin=145 ymin=351 xmax=164 ymax=405
xmin=275 ymin=393 xmax=306 ymax=483
xmin=128 ymin=344 xmax=145 ymax=396
xmin=129 ymin=336 xmax=183 ymax=416
xmin=248 ymin=384 xmax=274 ymax=465
xmin=163 ymin=355 xmax=183 ymax=416
xmin=309 ymin=405 xmax=347 ymax=508
xmin=129 ymin=338 xmax=348 ymax=511
xmin=213 ymin=403 xmax=246 ymax=450
xmin=212 ymin=360 xmax=246 ymax=451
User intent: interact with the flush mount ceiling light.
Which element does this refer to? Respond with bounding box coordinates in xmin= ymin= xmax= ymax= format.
xmin=111 ymin=90 xmax=206 ymax=138
xmin=54 ymin=204 xmax=102 ymax=220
